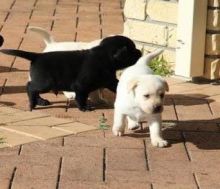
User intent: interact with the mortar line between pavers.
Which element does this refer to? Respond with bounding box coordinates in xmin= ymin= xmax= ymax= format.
xmin=50 ymin=0 xmax=58 ymax=31
xmin=18 ymin=145 xmax=22 ymax=155
xmin=25 ymin=0 xmax=39 ymax=32
xmin=56 ymin=157 xmax=63 ymax=189
xmin=48 ymin=121 xmax=84 ymax=128
xmin=3 ymin=115 xmax=51 ymax=125
xmin=8 ymin=167 xmax=16 ymax=189
xmin=206 ymin=100 xmax=214 ymax=115
xmin=172 ymin=98 xmax=179 ymax=121
xmin=50 ymin=127 xmax=74 ymax=134
xmin=0 ymin=78 xmax=7 ymax=95
xmin=181 ymin=132 xmax=191 ymax=162
xmin=102 ymin=148 xmax=106 ymax=182
xmin=9 ymin=37 xmax=24 ymax=71
xmin=143 ymin=140 xmax=150 ymax=171
xmin=193 ymin=172 xmax=200 ymax=189
xmin=99 ymin=2 xmax=103 ymax=39
xmin=3 ymin=0 xmax=16 ymax=23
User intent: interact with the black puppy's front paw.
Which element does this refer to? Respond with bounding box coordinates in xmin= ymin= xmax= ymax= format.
xmin=36 ymin=98 xmax=51 ymax=106
xmin=79 ymin=105 xmax=95 ymax=112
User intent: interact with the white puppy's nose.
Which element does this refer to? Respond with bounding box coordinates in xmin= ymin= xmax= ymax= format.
xmin=153 ymin=105 xmax=163 ymax=114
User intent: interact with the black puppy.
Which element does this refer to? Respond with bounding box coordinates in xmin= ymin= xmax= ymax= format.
xmin=0 ymin=35 xmax=3 ymax=46
xmin=0 ymin=35 xmax=141 ymax=111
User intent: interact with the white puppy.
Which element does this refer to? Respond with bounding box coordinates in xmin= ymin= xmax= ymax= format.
xmin=112 ymin=49 xmax=169 ymax=147
xmin=28 ymin=26 xmax=102 ymax=103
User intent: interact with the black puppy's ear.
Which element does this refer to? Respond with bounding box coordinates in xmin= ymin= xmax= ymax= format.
xmin=113 ymin=46 xmax=127 ymax=61
xmin=0 ymin=35 xmax=4 ymax=47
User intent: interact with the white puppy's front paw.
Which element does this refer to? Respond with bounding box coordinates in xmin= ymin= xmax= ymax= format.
xmin=151 ymin=138 xmax=168 ymax=148
xmin=112 ymin=128 xmax=124 ymax=136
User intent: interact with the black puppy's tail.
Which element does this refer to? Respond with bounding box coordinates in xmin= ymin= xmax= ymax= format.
xmin=0 ymin=49 xmax=40 ymax=61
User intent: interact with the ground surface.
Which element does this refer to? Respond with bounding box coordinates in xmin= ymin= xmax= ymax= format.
xmin=1 ymin=0 xmax=220 ymax=188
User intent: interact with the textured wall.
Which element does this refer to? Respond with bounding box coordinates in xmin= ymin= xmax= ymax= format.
xmin=123 ymin=0 xmax=178 ymax=68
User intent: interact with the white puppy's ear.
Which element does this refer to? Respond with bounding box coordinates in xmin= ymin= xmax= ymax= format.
xmin=163 ymin=80 xmax=169 ymax=92
xmin=127 ymin=77 xmax=139 ymax=93
xmin=156 ymin=76 xmax=169 ymax=92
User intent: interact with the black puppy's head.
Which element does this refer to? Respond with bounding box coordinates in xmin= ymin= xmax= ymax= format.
xmin=0 ymin=35 xmax=4 ymax=47
xmin=100 ymin=35 xmax=142 ymax=70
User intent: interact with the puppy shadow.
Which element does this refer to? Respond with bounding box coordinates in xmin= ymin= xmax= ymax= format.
xmin=162 ymin=119 xmax=220 ymax=150
xmin=123 ymin=127 xmax=150 ymax=138
xmin=165 ymin=94 xmax=214 ymax=105
xmin=2 ymin=86 xmax=26 ymax=94
xmin=0 ymin=101 xmax=16 ymax=106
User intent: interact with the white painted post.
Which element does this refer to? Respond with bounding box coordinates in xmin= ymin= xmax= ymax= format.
xmin=175 ymin=0 xmax=208 ymax=78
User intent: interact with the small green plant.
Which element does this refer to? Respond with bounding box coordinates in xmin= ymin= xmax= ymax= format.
xmin=149 ymin=55 xmax=174 ymax=76
xmin=0 ymin=137 xmax=5 ymax=144
xmin=99 ymin=113 xmax=110 ymax=130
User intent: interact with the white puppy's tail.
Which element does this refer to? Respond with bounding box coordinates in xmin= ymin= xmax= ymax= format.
xmin=28 ymin=26 xmax=55 ymax=45
xmin=136 ymin=48 xmax=164 ymax=66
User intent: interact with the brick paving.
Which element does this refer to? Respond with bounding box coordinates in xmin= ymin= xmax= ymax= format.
xmin=1 ymin=0 xmax=220 ymax=188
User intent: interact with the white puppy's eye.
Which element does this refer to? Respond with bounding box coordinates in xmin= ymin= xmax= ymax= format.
xmin=144 ymin=94 xmax=150 ymax=99
xmin=160 ymin=93 xmax=165 ymax=98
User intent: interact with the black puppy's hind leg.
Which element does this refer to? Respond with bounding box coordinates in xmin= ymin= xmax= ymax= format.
xmin=36 ymin=94 xmax=51 ymax=106
xmin=26 ymin=82 xmax=39 ymax=111
xmin=75 ymin=91 xmax=94 ymax=112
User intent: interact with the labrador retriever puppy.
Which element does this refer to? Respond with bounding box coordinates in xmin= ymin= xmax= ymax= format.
xmin=113 ymin=49 xmax=169 ymax=147
xmin=28 ymin=26 xmax=102 ymax=103
xmin=0 ymin=35 xmax=141 ymax=111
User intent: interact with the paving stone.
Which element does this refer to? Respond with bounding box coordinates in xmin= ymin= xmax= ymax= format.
xmin=59 ymin=180 xmax=105 ymax=189
xmin=153 ymin=183 xmax=198 ymax=189
xmin=0 ymin=128 xmax=38 ymax=146
xmin=0 ymin=106 xmax=21 ymax=115
xmin=106 ymin=137 xmax=145 ymax=149
xmin=0 ymin=179 xmax=11 ymax=189
xmin=106 ymin=170 xmax=150 ymax=183
xmin=195 ymin=171 xmax=220 ymax=189
xmin=77 ymin=129 xmax=105 ymax=137
xmin=10 ymin=115 xmax=72 ymax=126
xmin=106 ymin=182 xmax=152 ymax=189
xmin=61 ymin=147 xmax=103 ymax=182
xmin=150 ymin=168 xmax=195 ymax=186
xmin=163 ymin=98 xmax=177 ymax=121
xmin=53 ymin=122 xmax=97 ymax=134
xmin=12 ymin=178 xmax=57 ymax=189
xmin=0 ymin=111 xmax=48 ymax=124
xmin=0 ymin=145 xmax=20 ymax=155
xmin=147 ymin=142 xmax=189 ymax=162
xmin=21 ymin=142 xmax=63 ymax=156
xmin=106 ymin=148 xmax=146 ymax=171
xmin=188 ymin=150 xmax=220 ymax=173
xmin=0 ymin=166 xmax=16 ymax=179
xmin=64 ymin=135 xmax=105 ymax=147
xmin=59 ymin=180 xmax=151 ymax=189
xmin=174 ymin=98 xmax=213 ymax=121
xmin=1 ymin=125 xmax=70 ymax=140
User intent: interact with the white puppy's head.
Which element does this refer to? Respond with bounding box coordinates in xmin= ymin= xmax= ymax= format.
xmin=127 ymin=75 xmax=169 ymax=114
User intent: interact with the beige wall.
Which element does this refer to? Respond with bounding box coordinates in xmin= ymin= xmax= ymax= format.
xmin=123 ymin=0 xmax=178 ymax=68
xmin=124 ymin=0 xmax=220 ymax=80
